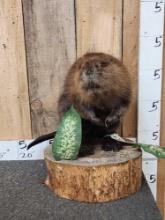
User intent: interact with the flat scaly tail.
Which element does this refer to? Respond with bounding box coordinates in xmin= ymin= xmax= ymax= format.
xmin=27 ymin=131 xmax=56 ymax=149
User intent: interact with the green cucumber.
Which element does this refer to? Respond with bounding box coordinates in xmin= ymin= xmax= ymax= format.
xmin=52 ymin=106 xmax=82 ymax=160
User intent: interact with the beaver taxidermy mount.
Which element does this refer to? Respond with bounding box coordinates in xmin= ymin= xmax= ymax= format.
xmin=27 ymin=52 xmax=132 ymax=157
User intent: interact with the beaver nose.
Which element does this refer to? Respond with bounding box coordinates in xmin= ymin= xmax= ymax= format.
xmin=86 ymin=66 xmax=93 ymax=74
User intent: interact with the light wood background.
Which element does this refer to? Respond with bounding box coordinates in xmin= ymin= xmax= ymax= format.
xmin=0 ymin=0 xmax=164 ymax=217
xmin=0 ymin=0 xmax=31 ymax=139
xmin=0 ymin=0 xmax=138 ymax=139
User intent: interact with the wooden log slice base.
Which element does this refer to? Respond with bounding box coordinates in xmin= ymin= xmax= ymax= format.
xmin=44 ymin=145 xmax=142 ymax=203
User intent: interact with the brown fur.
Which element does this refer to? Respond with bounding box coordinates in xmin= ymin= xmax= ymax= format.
xmin=28 ymin=52 xmax=132 ymax=155
xmin=58 ymin=52 xmax=131 ymax=127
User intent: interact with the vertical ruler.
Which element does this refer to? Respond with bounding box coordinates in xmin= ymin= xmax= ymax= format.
xmin=138 ymin=0 xmax=164 ymax=200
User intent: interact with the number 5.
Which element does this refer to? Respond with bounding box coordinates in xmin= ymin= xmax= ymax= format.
xmin=150 ymin=175 xmax=156 ymax=183
xmin=154 ymin=36 xmax=162 ymax=47
xmin=152 ymin=131 xmax=159 ymax=140
xmin=148 ymin=101 xmax=159 ymax=112
xmin=154 ymin=1 xmax=163 ymax=12
xmin=19 ymin=140 xmax=27 ymax=149
xmin=154 ymin=69 xmax=160 ymax=80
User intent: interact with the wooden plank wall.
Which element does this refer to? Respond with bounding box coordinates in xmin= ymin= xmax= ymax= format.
xmin=76 ymin=0 xmax=122 ymax=58
xmin=122 ymin=0 xmax=139 ymax=137
xmin=0 ymin=0 xmax=139 ymax=139
xmin=0 ymin=0 xmax=31 ymax=140
xmin=22 ymin=0 xmax=76 ymax=137
xmin=76 ymin=0 xmax=139 ymax=137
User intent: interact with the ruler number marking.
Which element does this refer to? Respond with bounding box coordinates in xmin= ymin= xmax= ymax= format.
xmin=154 ymin=1 xmax=163 ymax=13
xmin=153 ymin=69 xmax=161 ymax=80
xmin=152 ymin=131 xmax=159 ymax=140
xmin=148 ymin=100 xmax=160 ymax=112
xmin=18 ymin=140 xmax=35 ymax=159
xmin=19 ymin=140 xmax=28 ymax=149
xmin=19 ymin=152 xmax=33 ymax=159
xmin=149 ymin=174 xmax=156 ymax=183
xmin=154 ymin=36 xmax=162 ymax=47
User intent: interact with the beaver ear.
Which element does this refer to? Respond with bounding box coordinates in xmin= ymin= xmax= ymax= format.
xmin=100 ymin=61 xmax=109 ymax=68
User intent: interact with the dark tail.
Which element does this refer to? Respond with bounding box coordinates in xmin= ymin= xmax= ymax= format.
xmin=27 ymin=131 xmax=56 ymax=149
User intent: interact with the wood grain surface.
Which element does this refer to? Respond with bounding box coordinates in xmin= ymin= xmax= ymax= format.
xmin=122 ymin=0 xmax=139 ymax=138
xmin=0 ymin=0 xmax=31 ymax=139
xmin=76 ymin=0 xmax=123 ymax=58
xmin=22 ymin=0 xmax=76 ymax=137
xmin=45 ymin=145 xmax=142 ymax=202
